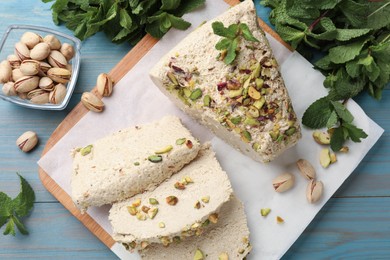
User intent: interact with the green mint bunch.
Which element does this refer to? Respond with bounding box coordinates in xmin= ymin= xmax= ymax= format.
xmin=42 ymin=0 xmax=205 ymax=44
xmin=212 ymin=21 xmax=259 ymax=64
xmin=0 ymin=174 xmax=35 ymax=236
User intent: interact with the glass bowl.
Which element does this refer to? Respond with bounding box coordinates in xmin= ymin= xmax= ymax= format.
xmin=0 ymin=25 xmax=81 ymax=110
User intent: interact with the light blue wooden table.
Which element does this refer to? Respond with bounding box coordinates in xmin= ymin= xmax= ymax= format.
xmin=0 ymin=1 xmax=389 ymax=259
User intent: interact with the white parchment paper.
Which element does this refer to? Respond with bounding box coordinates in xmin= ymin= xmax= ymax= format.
xmin=38 ymin=1 xmax=384 ymax=259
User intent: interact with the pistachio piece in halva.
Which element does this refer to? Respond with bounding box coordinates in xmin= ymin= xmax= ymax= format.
xmin=7 ymin=54 xmax=21 ymax=69
xmin=218 ymin=253 xmax=229 ymax=260
xmin=43 ymin=35 xmax=61 ymax=50
xmin=47 ymin=50 xmax=67 ymax=68
xmin=14 ymin=76 xmax=39 ymax=93
xmin=30 ymin=42 xmax=51 ymax=61
xmin=12 ymin=68 xmax=24 ymax=82
xmin=306 ymin=180 xmax=324 ymax=204
xmin=49 ymin=83 xmax=67 ymax=104
xmin=16 ymin=131 xmax=38 ymax=152
xmin=60 ymin=43 xmax=75 ymax=61
xmin=96 ymin=73 xmax=114 ymax=97
xmin=2 ymin=82 xmax=16 ymax=96
xmin=20 ymin=60 xmax=40 ymax=76
xmin=193 ymin=249 xmax=205 ymax=260
xmin=20 ymin=31 xmax=42 ymax=49
xmin=330 ymin=153 xmax=337 ymax=164
xmin=313 ymin=131 xmax=331 ymax=145
xmin=38 ymin=77 xmax=54 ymax=91
xmin=81 ymin=92 xmax=104 ymax=112
xmin=0 ymin=60 xmax=12 ymax=83
xmin=272 ymin=172 xmax=294 ymax=192
xmin=47 ymin=67 xmax=71 ymax=83
xmin=296 ymin=159 xmax=316 ymax=181
xmin=320 ymin=148 xmax=331 ymax=168
xmin=14 ymin=42 xmax=30 ymax=61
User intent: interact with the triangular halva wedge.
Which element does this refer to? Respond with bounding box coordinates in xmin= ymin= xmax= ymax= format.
xmin=140 ymin=196 xmax=251 ymax=260
xmin=109 ymin=143 xmax=233 ymax=250
xmin=71 ymin=116 xmax=201 ymax=211
xmin=150 ymin=0 xmax=301 ymax=163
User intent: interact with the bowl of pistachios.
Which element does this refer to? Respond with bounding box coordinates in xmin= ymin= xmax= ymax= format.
xmin=0 ymin=25 xmax=81 ymax=110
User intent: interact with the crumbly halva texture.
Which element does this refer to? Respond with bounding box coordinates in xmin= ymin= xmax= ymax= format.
xmin=150 ymin=0 xmax=301 ymax=163
xmin=109 ymin=143 xmax=233 ymax=249
xmin=71 ymin=116 xmax=200 ymax=211
xmin=140 ymin=196 xmax=251 ymax=260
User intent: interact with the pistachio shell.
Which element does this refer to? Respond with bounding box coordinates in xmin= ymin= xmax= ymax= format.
xmin=47 ymin=67 xmax=71 ymax=84
xmin=0 ymin=60 xmax=12 ymax=83
xmin=14 ymin=42 xmax=30 ymax=61
xmin=27 ymin=88 xmax=47 ymax=99
xmin=49 ymin=83 xmax=67 ymax=104
xmin=296 ymin=159 xmax=316 ymax=181
xmin=38 ymin=77 xmax=54 ymax=91
xmin=30 ymin=42 xmax=51 ymax=60
xmin=2 ymin=82 xmax=16 ymax=96
xmin=43 ymin=35 xmax=61 ymax=50
xmin=16 ymin=131 xmax=38 ymax=152
xmin=81 ymin=92 xmax=104 ymax=112
xmin=12 ymin=68 xmax=24 ymax=82
xmin=20 ymin=32 xmax=42 ymax=49
xmin=20 ymin=60 xmax=40 ymax=76
xmin=60 ymin=43 xmax=75 ymax=61
xmin=96 ymin=73 xmax=113 ymax=97
xmin=48 ymin=50 xmax=67 ymax=68
xmin=14 ymin=75 xmax=39 ymax=93
xmin=30 ymin=92 xmax=50 ymax=104
xmin=7 ymin=54 xmax=21 ymax=69
xmin=39 ymin=61 xmax=51 ymax=73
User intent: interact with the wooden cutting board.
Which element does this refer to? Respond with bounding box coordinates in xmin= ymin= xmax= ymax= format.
xmin=38 ymin=0 xmax=291 ymax=250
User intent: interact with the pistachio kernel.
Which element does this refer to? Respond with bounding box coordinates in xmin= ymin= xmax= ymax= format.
xmin=219 ymin=252 xmax=229 ymax=260
xmin=203 ymin=94 xmax=211 ymax=107
xmin=202 ymin=219 xmax=210 ymax=227
xmin=127 ymin=206 xmax=137 ymax=216
xmin=159 ymin=222 xmax=165 ymax=228
xmin=176 ymin=138 xmax=186 ymax=145
xmin=189 ymin=88 xmax=202 ymax=101
xmin=132 ymin=198 xmax=141 ymax=207
xmin=149 ymin=198 xmax=159 ymax=205
xmin=141 ymin=205 xmax=150 ymax=213
xmin=167 ymin=72 xmax=178 ymax=85
xmin=148 ymin=208 xmax=158 ymax=219
xmin=201 ymin=196 xmax=210 ymax=203
xmin=230 ymin=116 xmax=242 ymax=125
xmin=136 ymin=212 xmax=146 ymax=221
xmin=276 ymin=216 xmax=284 ymax=224
xmin=184 ymin=176 xmax=193 ymax=183
xmin=173 ymin=236 xmax=181 ymax=243
xmin=260 ymin=208 xmax=271 ymax=217
xmin=193 ymin=249 xmax=205 ymax=260
xmin=186 ymin=140 xmax=193 ymax=149
xmin=238 ymin=249 xmax=245 ymax=254
xmin=194 ymin=201 xmax=201 ymax=209
xmin=241 ymin=130 xmax=252 ymax=143
xmin=285 ymin=127 xmax=296 ymax=136
xmin=148 ymin=155 xmax=162 ymax=163
xmin=140 ymin=241 xmax=149 ymax=250
xmin=166 ymin=196 xmax=178 ymax=206
xmin=80 ymin=145 xmax=93 ymax=156
xmin=155 ymin=145 xmax=173 ymax=154
xmin=134 ymin=162 xmax=140 ymax=166
xmin=208 ymin=213 xmax=219 ymax=224
xmin=174 ymin=181 xmax=186 ymax=190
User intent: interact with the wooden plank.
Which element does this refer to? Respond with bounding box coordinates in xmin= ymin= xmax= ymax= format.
xmin=1 ymin=198 xmax=389 ymax=258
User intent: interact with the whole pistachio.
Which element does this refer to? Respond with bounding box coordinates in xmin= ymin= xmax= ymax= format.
xmin=20 ymin=32 xmax=42 ymax=49
xmin=48 ymin=50 xmax=67 ymax=68
xmin=14 ymin=76 xmax=39 ymax=93
xmin=2 ymin=82 xmax=16 ymax=96
xmin=12 ymin=68 xmax=24 ymax=82
xmin=17 ymin=92 xmax=28 ymax=99
xmin=0 ymin=60 xmax=12 ymax=83
xmin=306 ymin=180 xmax=324 ymax=204
xmin=14 ymin=42 xmax=30 ymax=61
xmin=31 ymin=92 xmax=50 ymax=104
xmin=7 ymin=54 xmax=21 ymax=69
xmin=47 ymin=67 xmax=71 ymax=84
xmin=65 ymin=64 xmax=72 ymax=73
xmin=30 ymin=42 xmax=51 ymax=61
xmin=272 ymin=173 xmax=295 ymax=193
xmin=39 ymin=61 xmax=51 ymax=73
xmin=49 ymin=83 xmax=67 ymax=104
xmin=20 ymin=60 xmax=40 ymax=76
xmin=39 ymin=77 xmax=54 ymax=91
xmin=16 ymin=131 xmax=38 ymax=152
xmin=81 ymin=92 xmax=104 ymax=112
xmin=296 ymin=159 xmax=316 ymax=181
xmin=43 ymin=35 xmax=61 ymax=50
xmin=27 ymin=88 xmax=47 ymax=100
xmin=60 ymin=43 xmax=75 ymax=61
xmin=96 ymin=73 xmax=114 ymax=97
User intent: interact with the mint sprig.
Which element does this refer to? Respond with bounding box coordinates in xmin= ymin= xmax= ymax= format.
xmin=42 ymin=0 xmax=205 ymax=44
xmin=262 ymin=0 xmax=389 ymax=150
xmin=0 ymin=174 xmax=35 ymax=236
xmin=212 ymin=22 xmax=259 ymax=64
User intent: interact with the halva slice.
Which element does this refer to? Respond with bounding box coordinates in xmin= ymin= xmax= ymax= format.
xmin=150 ymin=0 xmax=301 ymax=163
xmin=109 ymin=143 xmax=233 ymax=250
xmin=140 ymin=196 xmax=251 ymax=260
xmin=71 ymin=116 xmax=200 ymax=211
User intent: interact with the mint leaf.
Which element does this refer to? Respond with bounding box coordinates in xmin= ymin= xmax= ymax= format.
xmin=335 ymin=29 xmax=371 ymax=41
xmin=302 ymin=97 xmax=333 ymax=129
xmin=345 ymin=60 xmax=360 ymax=78
xmin=175 ymin=0 xmax=205 ymax=16
xmin=3 ymin=218 xmax=15 ymax=236
xmin=12 ymin=216 xmax=28 ymax=235
xmin=239 ymin=23 xmax=259 ymax=42
xmin=328 ymin=39 xmax=368 ymax=64
xmin=12 ymin=174 xmax=35 ymax=218
xmin=339 ymin=0 xmax=367 ymax=27
xmin=212 ymin=22 xmax=235 ymax=39
xmin=224 ymin=37 xmax=238 ymax=65
xmin=367 ymin=1 xmax=390 ymax=30
xmin=331 ymin=101 xmax=354 ymax=123
xmin=0 ymin=192 xmax=12 ymax=220
xmin=215 ymin=38 xmax=232 ymax=50
xmin=330 ymin=126 xmax=345 ymax=151
xmin=168 ymin=14 xmax=191 ymax=30
xmin=161 ymin=0 xmax=181 ymax=11
xmin=326 ymin=110 xmax=338 ymax=128
xmin=343 ymin=123 xmax=368 ymax=142
xmin=119 ymin=8 xmax=133 ymax=30
xmin=275 ymin=24 xmax=304 ymax=49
